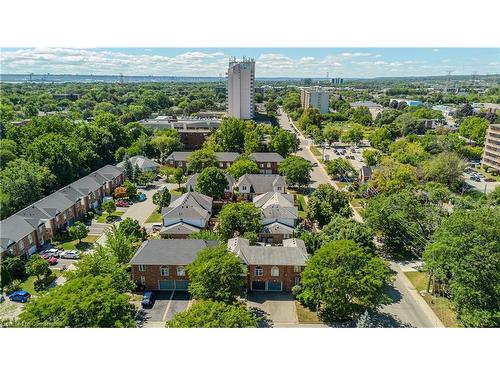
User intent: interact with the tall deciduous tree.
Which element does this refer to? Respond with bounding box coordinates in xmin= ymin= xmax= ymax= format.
xmin=423 ymin=151 xmax=465 ymax=191
xmin=228 ymin=158 xmax=259 ymax=180
xmin=306 ymin=184 xmax=351 ymax=227
xmin=319 ymin=215 xmax=374 ymax=251
xmin=0 ymin=159 xmax=55 ymax=219
xmin=459 ymin=116 xmax=489 ymax=146
xmin=26 ymin=255 xmax=50 ymax=281
xmin=195 ymin=167 xmax=228 ymax=199
xmin=187 ymin=245 xmax=244 ymax=302
xmin=297 ymin=240 xmax=392 ymax=321
xmin=153 ymin=188 xmax=171 ymax=212
xmin=104 ymin=226 xmax=136 ymax=264
xmin=18 ymin=276 xmax=136 ymax=327
xmin=268 ymin=128 xmax=296 ymax=157
xmin=278 ymin=155 xmax=312 ymax=189
xmin=167 ymin=300 xmax=259 ymax=328
xmin=216 ymin=118 xmax=246 ymax=153
xmin=423 ymin=208 xmax=500 ymax=327
xmin=217 ymin=202 xmax=262 ymax=240
xmin=68 ymin=221 xmax=89 ymax=244
xmin=187 ymin=148 xmax=218 ymax=173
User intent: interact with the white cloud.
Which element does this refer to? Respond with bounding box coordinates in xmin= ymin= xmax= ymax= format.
xmin=433 ymin=48 xmax=440 ymax=52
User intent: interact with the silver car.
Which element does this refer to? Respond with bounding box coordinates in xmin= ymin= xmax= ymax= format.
xmin=60 ymin=250 xmax=81 ymax=259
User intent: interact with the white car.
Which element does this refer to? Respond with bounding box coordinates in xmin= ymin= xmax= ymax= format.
xmin=60 ymin=250 xmax=81 ymax=259
xmin=41 ymin=248 xmax=60 ymax=258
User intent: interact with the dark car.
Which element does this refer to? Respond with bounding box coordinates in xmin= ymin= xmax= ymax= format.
xmin=8 ymin=290 xmax=31 ymax=303
xmin=141 ymin=292 xmax=155 ymax=308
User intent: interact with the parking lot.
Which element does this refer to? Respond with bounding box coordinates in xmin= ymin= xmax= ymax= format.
xmin=463 ymin=170 xmax=500 ymax=193
xmin=138 ymin=291 xmax=191 ymax=327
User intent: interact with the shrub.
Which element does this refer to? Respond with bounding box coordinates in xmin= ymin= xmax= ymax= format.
xmin=291 ymin=284 xmax=302 ymax=296
xmin=5 ymin=280 xmax=22 ymax=295
xmin=33 ymin=272 xmax=57 ymax=292
xmin=106 ymin=214 xmax=120 ymax=223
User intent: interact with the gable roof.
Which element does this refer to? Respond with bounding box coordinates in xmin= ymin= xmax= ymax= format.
xmin=250 ymin=152 xmax=284 ymax=163
xmin=161 ymin=192 xmax=213 ymax=221
xmin=166 ymin=151 xmax=241 ymax=163
xmin=129 ymin=239 xmax=219 ymax=265
xmin=228 ymin=237 xmax=308 ymax=266
xmin=159 ymin=222 xmax=201 ymax=235
xmin=237 ymin=174 xmax=286 ymax=194
xmin=165 ymin=151 xmax=192 ymax=162
xmin=262 ymin=222 xmax=295 ymax=234
xmin=253 ymin=192 xmax=294 ymax=208
xmin=116 ymin=156 xmax=160 ymax=170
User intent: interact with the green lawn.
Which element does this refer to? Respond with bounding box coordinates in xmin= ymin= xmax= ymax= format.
xmin=59 ymin=235 xmax=99 ymax=251
xmin=19 ymin=270 xmax=63 ymax=296
xmin=478 ymin=167 xmax=500 ymax=182
xmin=170 ymin=188 xmax=183 ymax=196
xmin=297 ymin=194 xmax=307 ymax=219
xmin=309 ymin=146 xmax=321 ymax=157
xmin=405 ymin=271 xmax=459 ymax=328
xmin=96 ymin=211 xmax=123 ymax=223
xmin=145 ymin=209 xmax=162 ymax=223
xmin=295 ymin=301 xmax=322 ymax=324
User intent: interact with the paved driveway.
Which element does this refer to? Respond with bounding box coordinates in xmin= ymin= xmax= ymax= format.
xmin=140 ymin=291 xmax=191 ymax=327
xmin=246 ymin=292 xmax=298 ymax=327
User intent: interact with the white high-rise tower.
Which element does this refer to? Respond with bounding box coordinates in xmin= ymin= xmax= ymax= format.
xmin=226 ymin=57 xmax=255 ymax=119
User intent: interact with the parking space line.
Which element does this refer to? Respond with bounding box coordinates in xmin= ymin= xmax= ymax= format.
xmin=162 ymin=291 xmax=175 ymax=322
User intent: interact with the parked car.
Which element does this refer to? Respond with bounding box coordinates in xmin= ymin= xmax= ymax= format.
xmin=312 ymin=162 xmax=318 ymax=167
xmin=47 ymin=256 xmax=58 ymax=265
xmin=8 ymin=290 xmax=31 ymax=303
xmin=137 ymin=193 xmax=146 ymax=202
xmin=151 ymin=224 xmax=162 ymax=232
xmin=470 ymin=175 xmax=481 ymax=182
xmin=0 ymin=295 xmax=5 ymax=303
xmin=116 ymin=200 xmax=130 ymax=207
xmin=141 ymin=292 xmax=155 ymax=308
xmin=41 ymin=248 xmax=60 ymax=258
xmin=60 ymin=250 xmax=81 ymax=259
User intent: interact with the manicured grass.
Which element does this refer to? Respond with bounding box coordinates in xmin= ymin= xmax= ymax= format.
xmin=145 ymin=209 xmax=162 ymax=223
xmin=297 ymin=194 xmax=307 ymax=219
xmin=18 ymin=270 xmax=62 ymax=296
xmin=59 ymin=235 xmax=99 ymax=251
xmin=478 ymin=167 xmax=500 ymax=182
xmin=309 ymin=146 xmax=321 ymax=157
xmin=170 ymin=188 xmax=183 ymax=196
xmin=96 ymin=211 xmax=122 ymax=223
xmin=405 ymin=271 xmax=459 ymax=328
xmin=295 ymin=301 xmax=322 ymax=324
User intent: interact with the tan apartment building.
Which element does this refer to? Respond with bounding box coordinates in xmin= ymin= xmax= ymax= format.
xmin=300 ymin=87 xmax=330 ymax=114
xmin=227 ymin=58 xmax=255 ymax=119
xmin=482 ymin=123 xmax=500 ymax=172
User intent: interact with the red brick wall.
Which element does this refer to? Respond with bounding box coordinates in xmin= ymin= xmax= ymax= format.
xmin=131 ymin=264 xmax=189 ymax=290
xmin=246 ymin=265 xmax=302 ymax=292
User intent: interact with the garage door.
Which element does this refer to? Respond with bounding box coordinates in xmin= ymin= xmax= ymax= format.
xmin=267 ymin=281 xmax=282 ymax=291
xmin=159 ymin=280 xmax=174 ymax=290
xmin=251 ymin=281 xmax=266 ymax=291
xmin=174 ymin=280 xmax=189 ymax=291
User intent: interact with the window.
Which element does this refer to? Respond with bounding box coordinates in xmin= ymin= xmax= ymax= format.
xmin=267 ymin=163 xmax=271 ymax=168
xmin=242 ymin=185 xmax=247 ymax=191
xmin=260 ymin=163 xmax=265 ymax=168
xmin=294 ymin=266 xmax=301 ymax=272
xmin=140 ymin=276 xmax=146 ymax=285
xmin=219 ymin=162 xmax=224 ymax=168
xmin=277 ymin=186 xmax=282 ymax=191
xmin=28 ymin=233 xmax=33 ymax=245
xmin=271 ymin=267 xmax=279 ymax=277
xmin=160 ymin=266 xmax=169 ymax=276
xmin=19 ymin=240 xmax=25 ymax=251
xmin=294 ymin=277 xmax=300 ymax=285
xmin=139 ymin=265 xmax=146 ymax=272
xmin=177 ymin=266 xmax=186 ymax=276
xmin=255 ymin=266 xmax=263 ymax=276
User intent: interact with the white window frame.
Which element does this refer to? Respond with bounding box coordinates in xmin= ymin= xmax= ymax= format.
xmin=19 ymin=240 xmax=25 ymax=251
xmin=271 ymin=266 xmax=279 ymax=277
xmin=294 ymin=277 xmax=300 ymax=285
xmin=160 ymin=266 xmax=169 ymax=276
xmin=294 ymin=265 xmax=301 ymax=272
xmin=255 ymin=266 xmax=263 ymax=276
xmin=140 ymin=276 xmax=146 ymax=285
xmin=176 ymin=266 xmax=186 ymax=276
xmin=139 ymin=265 xmax=146 ymax=272
xmin=267 ymin=162 xmax=271 ymax=168
xmin=219 ymin=162 xmax=224 ymax=168
xmin=28 ymin=233 xmax=34 ymax=245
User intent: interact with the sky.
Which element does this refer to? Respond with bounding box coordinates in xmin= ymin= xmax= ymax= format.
xmin=1 ymin=48 xmax=499 ymax=78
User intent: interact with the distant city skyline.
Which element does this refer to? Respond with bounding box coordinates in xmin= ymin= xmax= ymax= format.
xmin=1 ymin=48 xmax=498 ymax=78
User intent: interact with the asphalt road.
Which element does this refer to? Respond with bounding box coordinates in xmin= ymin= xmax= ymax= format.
xmin=278 ymin=107 xmax=443 ymax=328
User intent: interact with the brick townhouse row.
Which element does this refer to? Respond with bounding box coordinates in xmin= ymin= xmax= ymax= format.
xmin=130 ymin=237 xmax=308 ymax=293
xmin=0 ymin=165 xmax=125 ymax=259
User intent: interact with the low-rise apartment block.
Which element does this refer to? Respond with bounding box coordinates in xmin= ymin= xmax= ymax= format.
xmin=482 ymin=123 xmax=500 ymax=172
